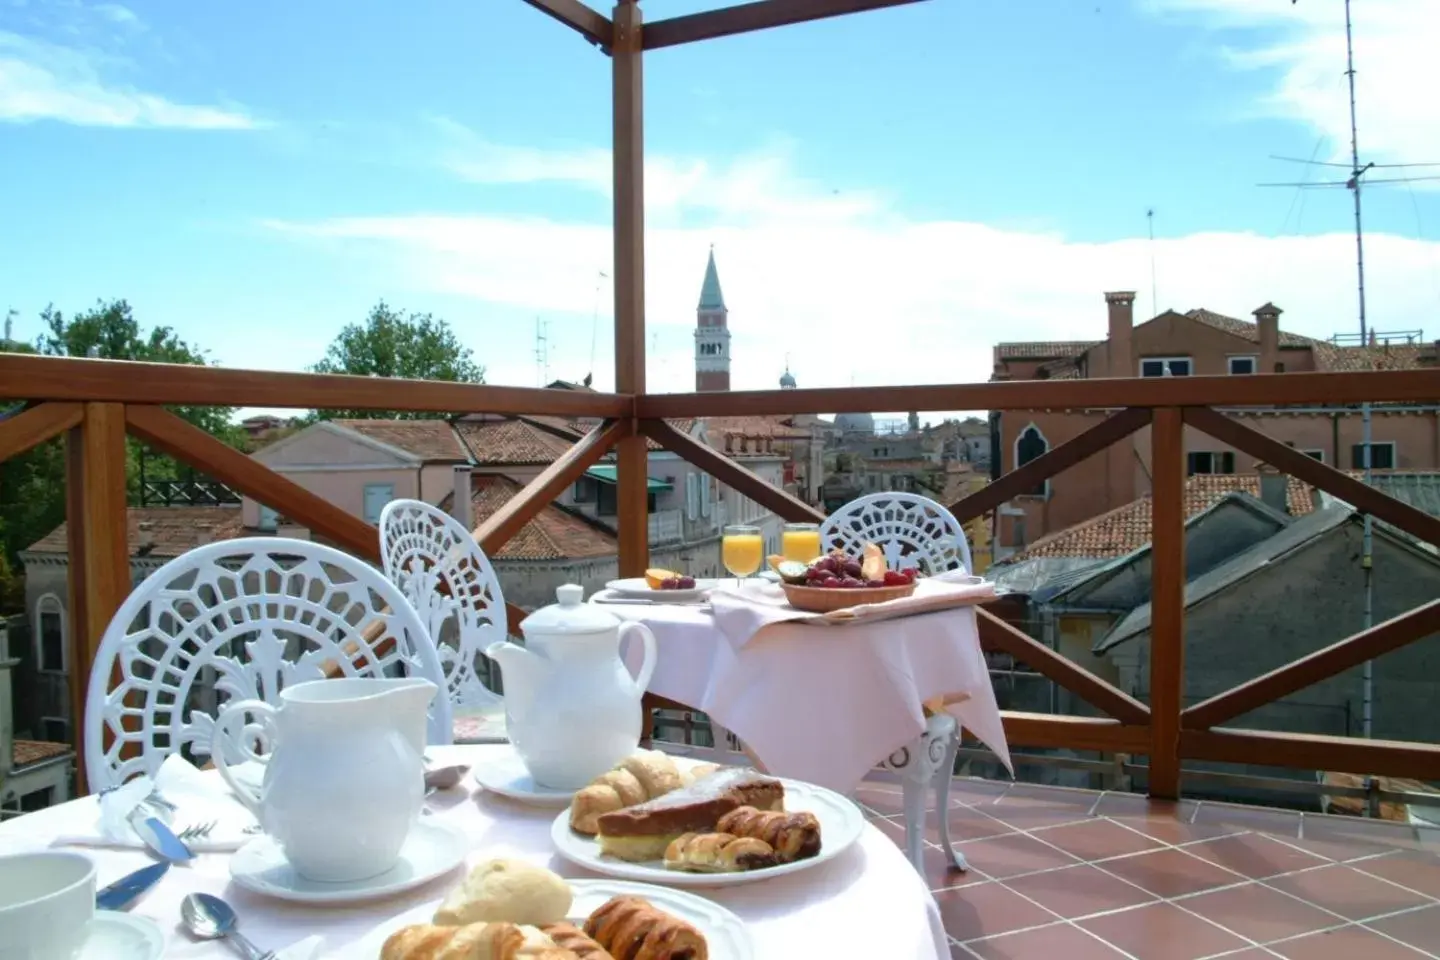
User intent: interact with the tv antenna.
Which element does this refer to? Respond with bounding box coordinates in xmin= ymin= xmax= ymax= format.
xmin=534 ymin=317 xmax=549 ymax=387
xmin=587 ymin=270 xmax=608 ymax=387
xmin=1146 ymin=209 xmax=1159 ymax=320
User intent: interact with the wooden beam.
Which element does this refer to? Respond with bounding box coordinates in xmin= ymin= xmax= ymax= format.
xmin=124 ymin=405 xmax=380 ymax=561
xmin=1184 ymin=405 xmax=1440 ymax=547
xmin=475 ymin=418 xmax=629 ymax=556
xmin=641 ymin=419 xmax=826 ymax=524
xmin=66 ymin=403 xmax=131 ymax=795
xmin=634 ymin=370 xmax=1440 ymax=419
xmin=978 ymin=610 xmax=1150 ymax=725
xmin=0 ymin=401 xmax=82 ymax=461
xmin=519 ymin=0 xmax=613 ymax=49
xmin=612 ymin=1 xmax=649 ymax=578
xmin=1001 ymin=712 xmax=1151 ymax=753
xmin=1181 ymin=727 xmax=1440 ymax=781
xmin=1182 ymin=599 xmax=1440 ymax=730
xmin=1148 ymin=407 xmax=1186 ymax=799
xmin=950 ymin=407 xmax=1151 ymax=523
xmin=643 ymin=0 xmax=927 ymax=50
xmin=0 ymin=353 xmax=629 ymax=418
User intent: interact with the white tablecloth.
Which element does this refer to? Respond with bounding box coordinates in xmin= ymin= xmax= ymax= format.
xmin=599 ymin=592 xmax=1011 ymax=792
xmin=0 ymin=745 xmax=949 ymax=960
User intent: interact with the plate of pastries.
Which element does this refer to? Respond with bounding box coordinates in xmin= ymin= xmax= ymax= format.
xmin=366 ymin=856 xmax=752 ymax=959
xmin=553 ymin=750 xmax=864 ymax=887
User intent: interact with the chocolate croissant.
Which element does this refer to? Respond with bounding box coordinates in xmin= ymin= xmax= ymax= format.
xmin=714 ymin=806 xmax=822 ymax=862
xmin=540 ymin=922 xmax=615 ymax=959
xmin=380 ymin=921 xmax=578 ymax=959
xmin=582 ymin=895 xmax=709 ymax=960
xmin=663 ymin=831 xmax=778 ymax=873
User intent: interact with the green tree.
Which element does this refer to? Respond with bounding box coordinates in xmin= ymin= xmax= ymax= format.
xmin=310 ymin=300 xmax=485 ymax=420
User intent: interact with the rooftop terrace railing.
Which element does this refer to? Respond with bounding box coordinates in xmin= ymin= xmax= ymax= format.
xmin=3 ymin=352 xmax=1440 ymax=798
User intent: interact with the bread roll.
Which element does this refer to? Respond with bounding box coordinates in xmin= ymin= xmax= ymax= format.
xmin=433 ymin=859 xmax=573 ymax=927
xmin=381 ymin=921 xmax=575 ymax=959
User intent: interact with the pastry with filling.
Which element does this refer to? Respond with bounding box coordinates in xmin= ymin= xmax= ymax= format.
xmin=663 ymin=831 xmax=778 ymax=873
xmin=539 ymin=922 xmax=615 ymax=959
xmin=594 ymin=767 xmax=783 ymax=863
xmin=582 ymin=895 xmax=709 ymax=960
xmin=433 ymin=859 xmax=573 ymax=927
xmin=380 ymin=921 xmax=577 ymax=959
xmin=715 ymin=806 xmax=822 ymax=862
xmin=569 ymin=751 xmax=684 ymax=836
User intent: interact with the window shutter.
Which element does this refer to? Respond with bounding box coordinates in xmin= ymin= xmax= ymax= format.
xmin=686 ymin=475 xmax=697 ymax=520
xmin=701 ymin=475 xmax=711 ymax=517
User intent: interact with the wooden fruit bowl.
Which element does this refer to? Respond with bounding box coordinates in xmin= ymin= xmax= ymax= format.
xmin=781 ymin=581 xmax=918 ymax=613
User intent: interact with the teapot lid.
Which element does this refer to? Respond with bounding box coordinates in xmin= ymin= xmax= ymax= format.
xmin=520 ymin=584 xmax=619 ymax=636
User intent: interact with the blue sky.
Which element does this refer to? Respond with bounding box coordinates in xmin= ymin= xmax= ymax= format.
xmin=2 ymin=0 xmax=1438 ymax=402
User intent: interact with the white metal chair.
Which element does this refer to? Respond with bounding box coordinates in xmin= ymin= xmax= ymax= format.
xmin=820 ymin=491 xmax=974 ymax=873
xmin=84 ymin=537 xmax=452 ymax=791
xmin=378 ymin=499 xmax=507 ymax=716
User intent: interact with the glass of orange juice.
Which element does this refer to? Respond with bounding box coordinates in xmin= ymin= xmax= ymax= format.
xmin=722 ymin=524 xmax=764 ymax=589
xmin=782 ymin=522 xmax=822 ymax=563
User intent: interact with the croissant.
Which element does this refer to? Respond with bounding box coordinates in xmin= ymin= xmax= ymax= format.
xmin=582 ymin=896 xmax=709 ymax=960
xmin=663 ymin=831 xmax=778 ymax=873
xmin=714 ymin=806 xmax=822 ymax=862
xmin=570 ymin=752 xmax=683 ymax=835
xmin=380 ymin=921 xmax=578 ymax=959
xmin=540 ymin=922 xmax=615 ymax=959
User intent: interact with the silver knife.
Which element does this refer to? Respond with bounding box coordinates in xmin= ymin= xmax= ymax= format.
xmin=130 ymin=814 xmax=195 ymax=863
xmin=95 ymin=861 xmax=170 ymax=911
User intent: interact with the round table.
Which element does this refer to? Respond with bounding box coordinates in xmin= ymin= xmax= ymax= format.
xmin=0 ymin=745 xmax=950 ymax=959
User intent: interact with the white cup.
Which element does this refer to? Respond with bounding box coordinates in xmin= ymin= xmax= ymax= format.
xmin=0 ymin=851 xmax=96 ymax=959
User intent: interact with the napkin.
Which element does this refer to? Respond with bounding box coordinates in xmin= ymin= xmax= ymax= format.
xmin=54 ymin=755 xmax=260 ymax=853
xmin=275 ymin=935 xmax=325 ymax=960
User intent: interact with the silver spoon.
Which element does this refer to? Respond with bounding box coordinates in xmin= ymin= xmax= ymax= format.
xmin=181 ymin=892 xmax=275 ymax=960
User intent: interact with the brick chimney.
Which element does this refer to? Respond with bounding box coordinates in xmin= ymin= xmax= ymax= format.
xmin=1254 ymin=303 xmax=1282 ymax=373
xmin=452 ymin=465 xmax=473 ymax=532
xmin=1256 ymin=461 xmax=1289 ymax=516
xmin=1105 ymin=292 xmax=1136 ymax=378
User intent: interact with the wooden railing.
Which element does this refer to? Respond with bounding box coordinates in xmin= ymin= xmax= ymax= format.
xmin=4 ymin=351 xmax=1440 ymax=798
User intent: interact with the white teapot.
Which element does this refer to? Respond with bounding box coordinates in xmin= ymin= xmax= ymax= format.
xmin=486 ymin=584 xmax=657 ymax=789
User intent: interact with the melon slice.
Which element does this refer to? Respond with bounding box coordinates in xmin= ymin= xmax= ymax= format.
xmin=860 ymin=542 xmax=887 ymax=582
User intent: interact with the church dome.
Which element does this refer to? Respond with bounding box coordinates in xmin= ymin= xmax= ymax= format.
xmin=779 ymin=368 xmax=797 ymax=389
xmin=835 ymin=412 xmax=875 ymax=436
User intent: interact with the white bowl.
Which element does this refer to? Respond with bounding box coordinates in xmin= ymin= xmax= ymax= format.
xmin=0 ymin=851 xmax=96 ymax=959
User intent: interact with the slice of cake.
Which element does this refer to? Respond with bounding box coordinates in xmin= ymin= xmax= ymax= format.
xmin=595 ymin=766 xmax=784 ymax=862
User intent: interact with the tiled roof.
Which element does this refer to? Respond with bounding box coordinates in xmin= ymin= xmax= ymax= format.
xmin=455 ymin=418 xmax=582 ymax=465
xmin=25 ymin=506 xmax=249 ymax=557
xmin=1012 ymin=474 xmax=1316 ymax=562
xmin=12 ymin=739 xmax=72 ymax=768
xmin=995 ymin=341 xmax=1099 ymax=361
xmin=1184 ymin=309 xmax=1317 ymax=348
xmin=1310 ymin=341 xmax=1433 ymax=372
xmin=443 ymin=475 xmax=616 ymax=561
xmin=332 ymin=419 xmax=469 ymax=461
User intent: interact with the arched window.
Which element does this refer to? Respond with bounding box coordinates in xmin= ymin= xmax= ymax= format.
xmin=1015 ymin=424 xmax=1050 ymax=497
xmin=34 ymin=593 xmax=66 ymax=673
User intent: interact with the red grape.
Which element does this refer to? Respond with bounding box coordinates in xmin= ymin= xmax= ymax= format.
xmin=865 ymin=579 xmax=885 ymax=588
xmin=838 ymin=576 xmax=864 ymax=588
xmin=821 ymin=576 xmax=842 ymax=588
xmin=677 ymin=576 xmax=696 ymax=589
xmin=842 ymin=561 xmax=863 ymax=578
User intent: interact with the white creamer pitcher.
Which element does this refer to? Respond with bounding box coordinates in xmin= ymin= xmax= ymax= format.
xmin=211 ymin=677 xmax=436 ymax=883
xmin=486 ymin=584 xmax=657 ymax=790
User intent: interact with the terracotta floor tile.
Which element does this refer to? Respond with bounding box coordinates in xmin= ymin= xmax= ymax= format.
xmin=870 ymin=816 xmax=983 ymax=890
xmin=1181 ymin=882 xmax=1338 ymax=943
xmin=1099 ymin=848 xmax=1247 ymax=899
xmin=1078 ymin=902 xmax=1252 ymax=960
xmin=1266 ymin=864 xmax=1434 ymax=921
xmin=1191 ymin=803 xmax=1303 ymax=840
xmin=950 ymin=831 xmax=1082 ymax=879
xmin=1094 ymin=795 xmax=1237 ymax=845
xmin=854 ymin=783 xmax=907 ymax=816
xmin=926 ymin=803 xmax=1016 ymax=845
xmin=1004 ymin=864 xmax=1156 ymax=919
xmin=946 ymin=777 xmax=1017 ymax=805
xmin=983 ymin=797 xmax=1097 ymax=830
xmin=1185 ymin=833 xmax=1331 ymax=879
xmin=1295 ymin=817 xmax=1423 ymax=863
xmin=963 ymin=922 xmax=1127 ymax=959
xmin=1032 ymin=818 xmax=1167 ymax=862
xmin=1267 ymin=924 xmax=1430 ymax=959
xmin=1355 ymin=852 xmax=1440 ymax=899
xmin=935 ymin=881 xmax=1058 ymax=941
xmin=1366 ymin=905 xmax=1440 ymax=953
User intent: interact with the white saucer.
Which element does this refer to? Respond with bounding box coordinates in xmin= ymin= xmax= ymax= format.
xmin=229 ymin=818 xmax=468 ymax=904
xmin=472 ymin=748 xmax=577 ymax=807
xmin=80 ymin=911 xmax=165 ymax=960
xmin=604 ymin=577 xmax=715 ymax=603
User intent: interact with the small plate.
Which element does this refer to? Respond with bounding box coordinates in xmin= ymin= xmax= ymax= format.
xmin=349 ymin=878 xmax=754 ymax=959
xmin=551 ymin=765 xmax=866 ymax=887
xmin=229 ymin=819 xmax=468 ymax=904
xmin=80 ymin=911 xmax=165 ymax=960
xmin=604 ymin=577 xmax=714 ymax=603
xmin=472 ymin=748 xmax=577 ymax=807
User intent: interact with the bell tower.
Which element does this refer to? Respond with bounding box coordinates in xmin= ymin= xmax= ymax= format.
xmin=694 ymin=247 xmax=731 ymax=392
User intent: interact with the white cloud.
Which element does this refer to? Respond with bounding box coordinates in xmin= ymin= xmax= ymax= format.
xmin=1146 ymin=0 xmax=1440 ymax=170
xmin=0 ymin=30 xmax=255 ymax=128
xmin=266 ymin=139 xmax=1440 ymax=403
